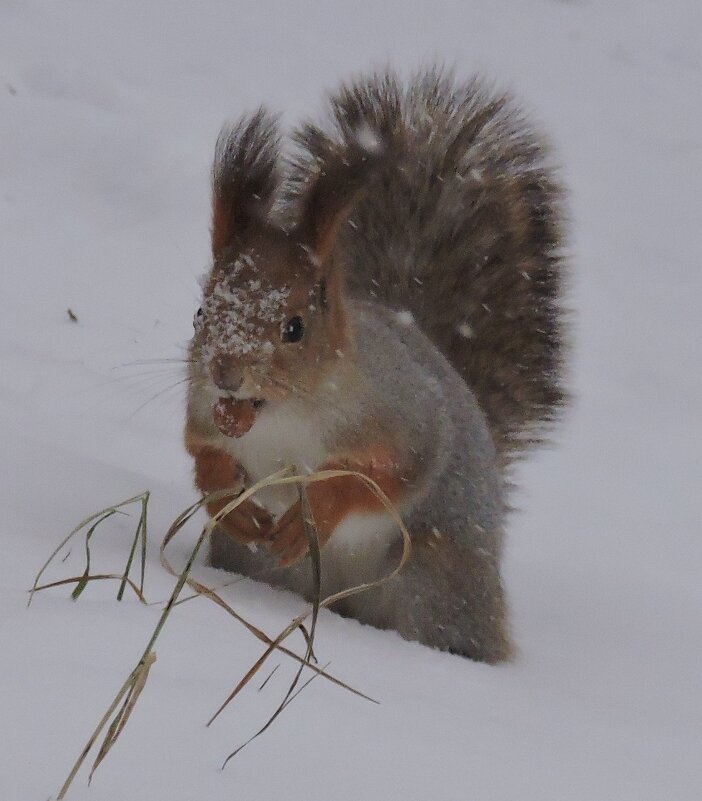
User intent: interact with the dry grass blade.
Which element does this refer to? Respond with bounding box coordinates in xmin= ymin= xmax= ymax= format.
xmin=218 ymin=482 xmax=324 ymax=765
xmin=33 ymin=574 xmax=147 ymax=604
xmin=56 ymin=499 xmax=207 ymax=798
xmin=159 ymin=470 xmax=378 ymax=710
xmin=206 ymin=643 xmax=282 ymax=727
xmin=72 ymin=509 xmax=120 ymax=600
xmin=57 ymin=653 xmax=157 ymax=800
xmin=48 ymin=464 xmax=407 ymax=794
xmin=214 ymin=466 xmax=412 ymax=668
xmin=207 ymin=481 xmax=323 ymax=733
xmin=300 ymin=481 xmax=322 ymax=658
xmin=258 ymin=664 xmax=280 ymax=691
xmin=296 ymin=623 xmax=318 ymax=663
xmin=222 ymin=661 xmax=331 ymax=767
xmin=171 ymin=570 xmax=375 ymax=703
xmin=183 ymin=467 xmax=411 ymax=764
xmin=29 ymin=492 xmax=150 ymax=607
xmin=281 ymin=661 xmax=329 ymax=708
xmin=87 ymin=652 xmax=156 ymax=785
xmin=117 ymin=491 xmax=150 ymax=600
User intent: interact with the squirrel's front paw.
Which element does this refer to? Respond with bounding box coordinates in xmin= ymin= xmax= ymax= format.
xmin=268 ymin=501 xmax=331 ymax=567
xmin=212 ymin=498 xmax=273 ymax=544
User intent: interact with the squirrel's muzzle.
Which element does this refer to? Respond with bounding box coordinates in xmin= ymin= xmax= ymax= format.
xmin=210 ymin=358 xmax=244 ymax=393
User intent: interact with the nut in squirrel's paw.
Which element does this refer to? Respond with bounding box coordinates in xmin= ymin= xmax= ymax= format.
xmin=212 ymin=397 xmax=262 ymax=438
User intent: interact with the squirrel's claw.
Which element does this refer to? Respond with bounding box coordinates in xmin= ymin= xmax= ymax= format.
xmin=216 ymin=499 xmax=273 ymax=544
xmin=268 ymin=501 xmax=327 ymax=567
xmin=268 ymin=501 xmax=308 ymax=566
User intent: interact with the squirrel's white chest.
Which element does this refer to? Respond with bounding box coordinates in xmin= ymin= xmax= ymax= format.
xmin=225 ymin=401 xmax=328 ymax=516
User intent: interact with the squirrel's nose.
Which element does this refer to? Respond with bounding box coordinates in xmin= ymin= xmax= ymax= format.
xmin=210 ymin=359 xmax=243 ymax=393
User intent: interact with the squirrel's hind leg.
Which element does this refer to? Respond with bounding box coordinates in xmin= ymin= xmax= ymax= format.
xmin=347 ymin=532 xmax=513 ymax=664
xmin=209 ymin=526 xmax=512 ymax=664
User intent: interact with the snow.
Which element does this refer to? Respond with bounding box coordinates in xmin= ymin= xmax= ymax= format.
xmin=203 ymin=271 xmax=291 ymax=359
xmin=1 ymin=1 xmax=701 ymax=800
xmin=395 ymin=310 xmax=415 ymax=326
xmin=353 ymin=122 xmax=385 ymax=154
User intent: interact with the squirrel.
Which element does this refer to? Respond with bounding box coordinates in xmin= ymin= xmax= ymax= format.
xmin=184 ymin=69 xmax=566 ymax=663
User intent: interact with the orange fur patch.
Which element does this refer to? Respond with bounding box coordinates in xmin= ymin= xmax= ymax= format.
xmin=309 ymin=446 xmax=410 ymax=531
xmin=187 ymin=440 xmax=272 ymax=542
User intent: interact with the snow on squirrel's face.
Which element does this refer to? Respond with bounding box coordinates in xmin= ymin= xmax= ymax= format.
xmin=190 ymin=225 xmax=349 ymax=407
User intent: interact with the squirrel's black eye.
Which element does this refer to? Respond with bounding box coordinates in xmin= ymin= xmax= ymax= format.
xmin=193 ymin=307 xmax=204 ymax=328
xmin=282 ymin=315 xmax=304 ymax=343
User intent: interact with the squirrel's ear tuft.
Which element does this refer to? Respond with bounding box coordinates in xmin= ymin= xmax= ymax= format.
xmin=292 ymin=124 xmax=389 ymax=266
xmin=211 ymin=109 xmax=280 ymax=259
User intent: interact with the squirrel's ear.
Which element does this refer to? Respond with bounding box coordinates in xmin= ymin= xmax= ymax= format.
xmin=292 ymin=125 xmax=387 ymax=266
xmin=211 ymin=109 xmax=280 ymax=259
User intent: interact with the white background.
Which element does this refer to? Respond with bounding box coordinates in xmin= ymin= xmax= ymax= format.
xmin=1 ymin=1 xmax=700 ymax=799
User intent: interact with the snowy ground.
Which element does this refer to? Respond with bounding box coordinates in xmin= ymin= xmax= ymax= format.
xmin=1 ymin=1 xmax=700 ymax=799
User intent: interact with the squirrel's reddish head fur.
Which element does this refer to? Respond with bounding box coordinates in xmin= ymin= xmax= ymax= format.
xmin=196 ymin=110 xmax=388 ymax=405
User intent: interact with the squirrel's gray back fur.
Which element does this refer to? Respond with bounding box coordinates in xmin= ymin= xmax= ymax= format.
xmin=288 ymin=68 xmax=567 ymax=459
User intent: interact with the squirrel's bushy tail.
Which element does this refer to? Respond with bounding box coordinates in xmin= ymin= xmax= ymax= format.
xmin=288 ymin=68 xmax=567 ymax=460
